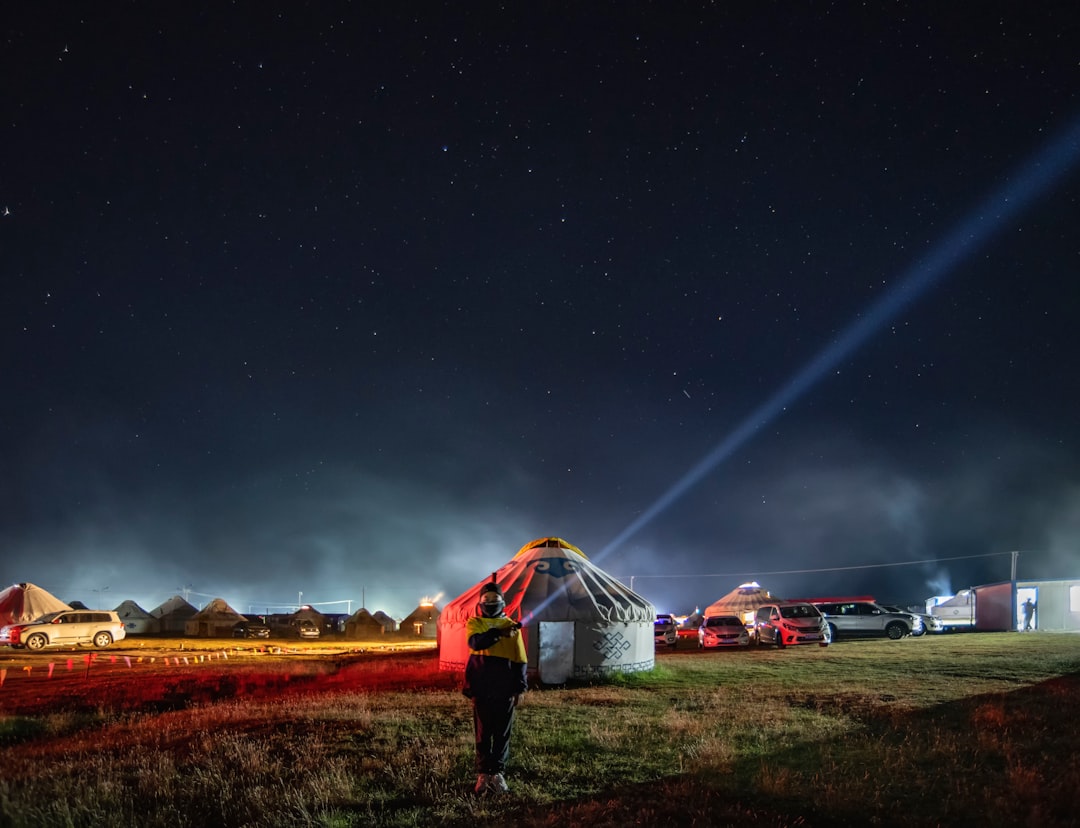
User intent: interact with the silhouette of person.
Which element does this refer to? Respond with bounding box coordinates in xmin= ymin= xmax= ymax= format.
xmin=1022 ymin=597 xmax=1036 ymax=631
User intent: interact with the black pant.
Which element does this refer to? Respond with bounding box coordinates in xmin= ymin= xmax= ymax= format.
xmin=472 ymin=695 xmax=517 ymax=774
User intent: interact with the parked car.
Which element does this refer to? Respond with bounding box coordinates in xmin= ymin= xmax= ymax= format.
xmin=698 ymin=615 xmax=751 ymax=649
xmin=654 ymin=614 xmax=678 ymax=647
xmin=0 ymin=610 xmax=126 ymax=651
xmin=812 ymin=600 xmax=923 ymax=640
xmin=880 ymin=605 xmax=943 ymax=635
xmin=293 ymin=619 xmax=320 ymax=639
xmin=753 ymin=602 xmax=830 ymax=648
xmin=233 ymin=619 xmax=271 ymax=639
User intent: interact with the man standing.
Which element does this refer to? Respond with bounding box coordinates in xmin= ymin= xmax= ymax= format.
xmin=463 ymin=580 xmax=527 ymax=794
xmin=1022 ymin=597 xmax=1036 ymax=631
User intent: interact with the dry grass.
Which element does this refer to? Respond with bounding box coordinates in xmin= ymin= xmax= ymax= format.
xmin=1 ymin=632 xmax=1078 ymax=827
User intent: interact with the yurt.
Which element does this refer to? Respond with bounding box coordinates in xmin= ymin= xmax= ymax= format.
xmin=344 ymin=608 xmax=385 ymax=639
xmin=185 ymin=597 xmax=245 ymax=637
xmin=373 ymin=610 xmax=397 ymax=633
xmin=704 ymin=582 xmax=778 ymax=627
xmin=150 ymin=595 xmax=198 ymax=634
xmin=0 ymin=583 xmax=70 ymax=627
xmin=402 ymin=601 xmax=440 ymax=638
xmin=438 ymin=537 xmax=655 ymax=684
xmin=114 ymin=599 xmax=160 ymax=635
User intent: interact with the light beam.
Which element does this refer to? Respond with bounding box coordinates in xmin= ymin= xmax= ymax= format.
xmin=596 ymin=114 xmax=1080 ymax=565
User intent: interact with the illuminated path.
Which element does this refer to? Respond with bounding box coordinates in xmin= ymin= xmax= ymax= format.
xmin=594 ymin=114 xmax=1080 ymax=565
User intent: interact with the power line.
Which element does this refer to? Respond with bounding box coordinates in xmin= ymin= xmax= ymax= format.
xmin=614 ymin=550 xmax=1015 ymax=583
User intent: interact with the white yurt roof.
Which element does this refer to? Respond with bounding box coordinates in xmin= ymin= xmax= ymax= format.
xmin=441 ymin=537 xmax=654 ymax=626
xmin=114 ymin=599 xmax=153 ymax=619
xmin=190 ymin=597 xmax=244 ymax=621
xmin=150 ymin=595 xmax=198 ymax=618
xmin=0 ymin=583 xmax=71 ymax=626
xmin=704 ymin=582 xmax=777 ymax=617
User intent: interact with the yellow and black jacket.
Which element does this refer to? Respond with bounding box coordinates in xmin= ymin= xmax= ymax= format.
xmin=463 ymin=615 xmax=527 ymax=699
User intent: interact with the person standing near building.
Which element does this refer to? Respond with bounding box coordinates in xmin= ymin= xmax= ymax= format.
xmin=462 ymin=580 xmax=527 ymax=794
xmin=1022 ymin=597 xmax=1037 ymax=631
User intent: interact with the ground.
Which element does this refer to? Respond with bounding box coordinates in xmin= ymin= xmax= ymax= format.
xmin=0 ymin=636 xmax=448 ymax=715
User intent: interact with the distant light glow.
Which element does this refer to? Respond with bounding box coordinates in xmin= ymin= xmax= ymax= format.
xmin=596 ymin=114 xmax=1080 ymax=566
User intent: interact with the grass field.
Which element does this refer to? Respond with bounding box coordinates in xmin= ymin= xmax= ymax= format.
xmin=1 ymin=632 xmax=1078 ymax=827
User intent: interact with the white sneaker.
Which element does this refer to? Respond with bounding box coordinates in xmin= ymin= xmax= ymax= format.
xmin=474 ymin=773 xmax=488 ymax=794
xmin=489 ymin=773 xmax=509 ymax=793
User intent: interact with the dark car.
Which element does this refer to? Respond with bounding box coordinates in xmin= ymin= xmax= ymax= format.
xmin=233 ymin=619 xmax=271 ymax=639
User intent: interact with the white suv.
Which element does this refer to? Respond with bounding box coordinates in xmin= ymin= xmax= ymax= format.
xmin=0 ymin=610 xmax=127 ymax=650
xmin=812 ymin=600 xmax=922 ymax=640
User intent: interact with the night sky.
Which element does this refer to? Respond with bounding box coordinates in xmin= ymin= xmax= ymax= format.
xmin=3 ymin=4 xmax=1079 ymax=620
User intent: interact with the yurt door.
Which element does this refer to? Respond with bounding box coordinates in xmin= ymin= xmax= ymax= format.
xmin=537 ymin=621 xmax=575 ymax=684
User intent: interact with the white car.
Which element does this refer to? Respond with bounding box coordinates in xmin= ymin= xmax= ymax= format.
xmin=880 ymin=605 xmax=943 ymax=635
xmin=698 ymin=615 xmax=750 ymax=648
xmin=0 ymin=610 xmax=127 ymax=650
xmin=654 ymin=614 xmax=678 ymax=647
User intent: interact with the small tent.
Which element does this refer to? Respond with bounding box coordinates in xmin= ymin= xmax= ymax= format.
xmin=438 ymin=537 xmax=655 ymax=683
xmin=373 ymin=610 xmax=397 ymax=633
xmin=344 ymin=608 xmax=385 ymax=639
xmin=402 ymin=602 xmax=440 ymax=638
xmin=114 ymin=599 xmax=159 ymax=635
xmin=185 ymin=597 xmax=245 ymax=637
xmin=704 ymin=582 xmax=777 ymax=626
xmin=151 ymin=595 xmax=199 ymax=634
xmin=0 ymin=583 xmax=71 ymax=627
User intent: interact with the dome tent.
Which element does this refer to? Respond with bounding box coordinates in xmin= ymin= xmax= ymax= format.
xmin=114 ymin=599 xmax=159 ymax=635
xmin=150 ymin=595 xmax=198 ymax=634
xmin=344 ymin=608 xmax=385 ymax=639
xmin=402 ymin=601 xmax=439 ymax=638
xmin=704 ymin=582 xmax=778 ymax=627
xmin=372 ymin=610 xmax=397 ymax=632
xmin=184 ymin=597 xmax=245 ymax=637
xmin=0 ymin=583 xmax=71 ymax=627
xmin=438 ymin=537 xmax=655 ymax=684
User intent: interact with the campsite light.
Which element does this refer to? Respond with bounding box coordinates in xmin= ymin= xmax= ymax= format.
xmin=418 ymin=592 xmax=443 ymax=608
